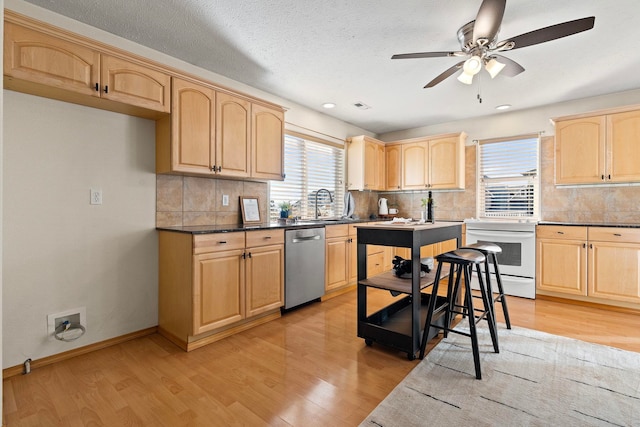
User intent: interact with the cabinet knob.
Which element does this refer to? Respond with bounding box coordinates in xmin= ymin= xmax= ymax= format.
xmin=217 ymin=166 xmax=222 ymax=172
xmin=94 ymin=83 xmax=99 ymax=92
xmin=589 ymin=243 xmax=593 ymax=249
xmin=104 ymin=85 xmax=109 ymax=94
xmin=608 ymin=174 xmax=612 ymax=180
xmin=601 ymin=174 xmax=605 ymax=180
xmin=557 ymin=231 xmax=564 ymax=234
xmin=211 ymin=165 xmax=216 ymax=171
xmin=582 ymin=243 xmax=586 ymax=248
xmin=219 ymin=241 xmax=227 ymax=244
xmin=614 ymin=233 xmax=622 ymax=237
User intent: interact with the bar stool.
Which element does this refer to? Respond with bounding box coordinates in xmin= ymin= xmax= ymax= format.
xmin=419 ymin=249 xmax=499 ymax=380
xmin=462 ymin=242 xmax=511 ymax=329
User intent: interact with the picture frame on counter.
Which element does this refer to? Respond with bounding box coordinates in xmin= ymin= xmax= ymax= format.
xmin=240 ymin=196 xmax=261 ymax=224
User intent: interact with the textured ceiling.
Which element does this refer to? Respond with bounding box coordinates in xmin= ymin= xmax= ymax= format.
xmin=20 ymin=0 xmax=640 ymax=134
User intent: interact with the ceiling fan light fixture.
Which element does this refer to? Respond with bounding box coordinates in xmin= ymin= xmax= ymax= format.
xmin=462 ymin=55 xmax=483 ymax=75
xmin=457 ymin=71 xmax=474 ymax=85
xmin=485 ymin=58 xmax=506 ymax=78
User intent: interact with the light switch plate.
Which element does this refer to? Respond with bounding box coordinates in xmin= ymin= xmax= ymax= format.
xmin=222 ymin=194 xmax=229 ymax=206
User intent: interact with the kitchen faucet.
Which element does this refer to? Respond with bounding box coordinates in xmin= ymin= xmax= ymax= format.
xmin=314 ymin=188 xmax=334 ymax=219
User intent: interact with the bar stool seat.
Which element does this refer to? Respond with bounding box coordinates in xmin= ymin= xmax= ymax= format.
xmin=462 ymin=242 xmax=511 ymax=329
xmin=419 ymin=248 xmax=499 ymax=379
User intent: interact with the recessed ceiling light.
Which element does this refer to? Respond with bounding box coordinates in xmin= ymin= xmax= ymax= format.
xmin=496 ymin=104 xmax=511 ymax=110
xmin=322 ymin=102 xmax=336 ymax=109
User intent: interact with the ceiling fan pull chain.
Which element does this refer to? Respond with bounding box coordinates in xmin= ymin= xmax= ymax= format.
xmin=477 ymin=76 xmax=483 ymax=104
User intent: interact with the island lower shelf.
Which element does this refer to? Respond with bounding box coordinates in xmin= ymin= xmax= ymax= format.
xmin=358 ymin=293 xmax=447 ymax=359
xmin=359 ymin=269 xmax=449 ymax=294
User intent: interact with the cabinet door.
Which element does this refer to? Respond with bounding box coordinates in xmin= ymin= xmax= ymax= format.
xmin=101 ymin=54 xmax=170 ymax=112
xmin=193 ymin=249 xmax=245 ymax=335
xmin=363 ymin=140 xmax=379 ymax=190
xmin=376 ymin=143 xmax=386 ymax=190
xmin=555 ymin=116 xmax=605 ymax=184
xmin=607 ymin=110 xmax=640 ymax=183
xmin=4 ymin=22 xmax=100 ymax=97
xmin=588 ymin=241 xmax=640 ymax=303
xmin=402 ymin=142 xmax=428 ymax=189
xmin=171 ymin=78 xmax=216 ymax=174
xmin=216 ymin=92 xmax=251 ymax=178
xmin=252 ymin=104 xmax=285 ymax=180
xmin=385 ymin=145 xmax=402 ymax=190
xmin=246 ymin=244 xmax=284 ymax=317
xmin=428 ymin=136 xmax=463 ymax=189
xmin=536 ymin=238 xmax=587 ymax=296
xmin=349 ymin=236 xmax=358 ymax=285
xmin=326 ymin=237 xmax=349 ymax=291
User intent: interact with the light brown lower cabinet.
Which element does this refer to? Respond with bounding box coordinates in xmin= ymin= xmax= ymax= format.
xmin=159 ymin=229 xmax=284 ymax=351
xmin=537 ymin=225 xmax=640 ymax=307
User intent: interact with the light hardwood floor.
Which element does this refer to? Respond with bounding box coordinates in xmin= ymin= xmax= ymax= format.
xmin=3 ymin=288 xmax=640 ymax=426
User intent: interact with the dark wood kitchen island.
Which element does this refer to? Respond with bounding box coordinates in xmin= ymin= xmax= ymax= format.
xmin=356 ymin=221 xmax=463 ymax=360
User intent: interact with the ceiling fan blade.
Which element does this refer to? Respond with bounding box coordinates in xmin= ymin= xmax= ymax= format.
xmin=424 ymin=61 xmax=465 ymax=88
xmin=492 ymin=55 xmax=524 ymax=77
xmin=473 ymin=0 xmax=506 ymax=45
xmin=392 ymin=51 xmax=461 ymax=59
xmin=499 ymin=16 xmax=595 ymax=51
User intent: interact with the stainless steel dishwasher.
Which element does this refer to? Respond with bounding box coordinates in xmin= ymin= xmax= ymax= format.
xmin=284 ymin=227 xmax=325 ymax=309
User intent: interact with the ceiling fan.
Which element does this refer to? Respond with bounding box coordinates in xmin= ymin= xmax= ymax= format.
xmin=391 ymin=0 xmax=595 ymax=88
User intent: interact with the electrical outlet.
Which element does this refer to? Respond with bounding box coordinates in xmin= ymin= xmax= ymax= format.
xmin=222 ymin=194 xmax=229 ymax=206
xmin=90 ymin=188 xmax=102 ymax=205
xmin=47 ymin=307 xmax=86 ymax=337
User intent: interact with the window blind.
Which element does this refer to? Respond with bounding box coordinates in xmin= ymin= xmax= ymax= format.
xmin=478 ymin=135 xmax=539 ymax=219
xmin=270 ymin=134 xmax=345 ymax=221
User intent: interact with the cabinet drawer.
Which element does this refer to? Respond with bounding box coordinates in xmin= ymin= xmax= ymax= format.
xmin=367 ymin=252 xmax=385 ymax=276
xmin=588 ymin=227 xmax=640 ymax=243
xmin=246 ymin=229 xmax=284 ymax=247
xmin=325 ymin=224 xmax=349 ymax=238
xmin=537 ymin=225 xmax=587 ymax=240
xmin=348 ymin=223 xmax=360 ymax=237
xmin=193 ymin=232 xmax=245 ymax=254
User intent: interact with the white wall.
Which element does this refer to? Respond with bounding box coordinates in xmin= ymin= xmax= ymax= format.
xmin=3 ymin=91 xmax=158 ymax=367
xmin=379 ymin=88 xmax=640 ymax=143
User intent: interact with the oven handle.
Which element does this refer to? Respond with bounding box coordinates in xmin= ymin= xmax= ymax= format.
xmin=466 ymin=230 xmax=535 ymax=240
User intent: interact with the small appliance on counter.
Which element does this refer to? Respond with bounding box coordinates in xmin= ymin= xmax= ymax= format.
xmin=378 ymin=198 xmax=389 ymax=215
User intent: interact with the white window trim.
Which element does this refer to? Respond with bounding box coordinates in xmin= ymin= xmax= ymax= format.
xmin=476 ymin=133 xmax=541 ymax=220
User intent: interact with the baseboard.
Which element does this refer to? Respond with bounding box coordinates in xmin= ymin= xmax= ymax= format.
xmin=321 ymin=284 xmax=356 ymax=301
xmin=536 ymin=294 xmax=640 ymax=315
xmin=185 ymin=312 xmax=281 ymax=351
xmin=2 ymin=326 xmax=157 ymax=379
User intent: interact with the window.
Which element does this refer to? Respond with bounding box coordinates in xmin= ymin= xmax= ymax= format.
xmin=477 ymin=134 xmax=539 ymax=219
xmin=270 ymin=133 xmax=345 ymax=221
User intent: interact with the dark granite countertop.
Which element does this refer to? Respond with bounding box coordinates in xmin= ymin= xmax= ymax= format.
xmin=156 ymin=218 xmax=372 ymax=234
xmin=538 ymin=221 xmax=640 ymax=229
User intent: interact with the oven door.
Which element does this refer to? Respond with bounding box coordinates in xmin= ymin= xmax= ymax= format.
xmin=465 ymin=229 xmax=536 ymax=278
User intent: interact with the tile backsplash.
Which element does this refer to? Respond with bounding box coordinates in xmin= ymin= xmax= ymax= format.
xmin=156 ymin=175 xmax=268 ymax=227
xmin=540 ymin=136 xmax=640 ymax=224
xmin=156 ymin=140 xmax=640 ymax=227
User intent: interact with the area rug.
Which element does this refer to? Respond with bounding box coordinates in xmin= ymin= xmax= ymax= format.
xmin=360 ymin=326 xmax=640 ymax=426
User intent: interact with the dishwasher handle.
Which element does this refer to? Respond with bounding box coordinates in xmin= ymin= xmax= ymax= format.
xmin=292 ymin=235 xmax=322 ymax=243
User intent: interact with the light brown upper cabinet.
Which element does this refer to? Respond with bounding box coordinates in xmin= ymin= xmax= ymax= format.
xmin=347 ymin=135 xmax=385 ymax=191
xmin=4 ymin=21 xmax=170 ymax=114
xmin=555 ymin=109 xmax=640 ymax=185
xmin=251 ymin=103 xmax=285 ymax=181
xmin=157 ymin=78 xmax=216 ymax=175
xmin=385 ymin=144 xmax=402 ymax=190
xmin=217 ymin=92 xmax=251 ymax=178
xmin=157 ymin=78 xmax=284 ymax=180
xmin=401 ymin=133 xmax=465 ymax=190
